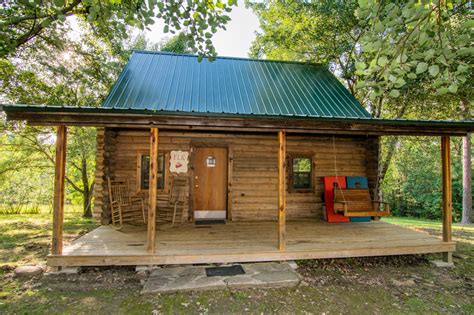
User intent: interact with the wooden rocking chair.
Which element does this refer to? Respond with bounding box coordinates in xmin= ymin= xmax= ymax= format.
xmin=156 ymin=176 xmax=189 ymax=226
xmin=107 ymin=177 xmax=146 ymax=229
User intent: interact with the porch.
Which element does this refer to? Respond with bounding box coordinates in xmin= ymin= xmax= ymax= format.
xmin=47 ymin=220 xmax=455 ymax=267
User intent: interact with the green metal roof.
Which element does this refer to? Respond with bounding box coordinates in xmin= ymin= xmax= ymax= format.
xmin=101 ymin=50 xmax=371 ymax=119
xmin=2 ymin=50 xmax=473 ymax=135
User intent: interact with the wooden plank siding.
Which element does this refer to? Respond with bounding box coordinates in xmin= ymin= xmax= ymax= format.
xmin=93 ymin=128 xmax=379 ymax=222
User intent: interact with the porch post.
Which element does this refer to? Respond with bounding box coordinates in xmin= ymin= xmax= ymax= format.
xmin=441 ymin=136 xmax=453 ymax=263
xmin=52 ymin=124 xmax=67 ymax=256
xmin=278 ymin=130 xmax=286 ymax=251
xmin=147 ymin=128 xmax=158 ymax=254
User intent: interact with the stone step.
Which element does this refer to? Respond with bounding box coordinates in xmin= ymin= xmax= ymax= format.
xmin=141 ymin=262 xmax=300 ymax=294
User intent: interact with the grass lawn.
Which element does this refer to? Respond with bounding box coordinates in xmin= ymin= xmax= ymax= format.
xmin=383 ymin=217 xmax=474 ymax=245
xmin=0 ymin=214 xmax=472 ymax=314
xmin=0 ymin=210 xmax=97 ymax=268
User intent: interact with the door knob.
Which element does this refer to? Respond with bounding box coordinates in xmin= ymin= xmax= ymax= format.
xmin=195 ymin=185 xmax=199 ymax=188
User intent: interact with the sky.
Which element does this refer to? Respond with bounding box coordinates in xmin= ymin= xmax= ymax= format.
xmin=145 ymin=1 xmax=260 ymax=58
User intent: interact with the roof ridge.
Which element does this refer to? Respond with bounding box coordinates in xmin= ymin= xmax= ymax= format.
xmin=131 ymin=49 xmax=326 ymax=67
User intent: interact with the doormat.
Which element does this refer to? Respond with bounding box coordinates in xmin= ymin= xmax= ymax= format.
xmin=205 ymin=265 xmax=245 ymax=277
xmin=195 ymin=220 xmax=226 ymax=225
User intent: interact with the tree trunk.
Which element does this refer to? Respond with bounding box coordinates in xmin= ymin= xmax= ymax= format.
xmin=82 ymin=187 xmax=92 ymax=218
xmin=460 ymin=98 xmax=472 ymax=224
xmin=461 ymin=133 xmax=472 ymax=224
xmin=81 ymin=157 xmax=93 ymax=218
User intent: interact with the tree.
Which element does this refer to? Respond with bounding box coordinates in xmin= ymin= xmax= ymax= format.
xmin=249 ymin=1 xmax=361 ymax=94
xmin=0 ymin=15 xmax=201 ymax=217
xmin=250 ymin=1 xmax=472 ymax=115
xmin=1 ymin=0 xmax=211 ymax=215
xmin=0 ymin=0 xmax=236 ymax=57
xmin=159 ymin=32 xmax=193 ymax=54
xmin=250 ymin=0 xmax=473 ymax=220
xmin=382 ymin=136 xmax=465 ymax=221
xmin=460 ymin=99 xmax=472 ymax=224
xmin=355 ymin=0 xmax=473 ymax=222
xmin=0 ymin=22 xmax=119 ymax=217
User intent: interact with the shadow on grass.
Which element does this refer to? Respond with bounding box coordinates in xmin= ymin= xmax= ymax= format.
xmin=0 ymin=212 xmax=97 ymax=267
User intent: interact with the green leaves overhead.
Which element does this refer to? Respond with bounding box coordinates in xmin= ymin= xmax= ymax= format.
xmin=416 ymin=62 xmax=429 ymax=74
xmin=158 ymin=32 xmax=193 ymax=54
xmin=377 ymin=56 xmax=389 ymax=67
xmin=356 ymin=0 xmax=473 ymax=98
xmin=389 ymin=89 xmax=400 ymax=98
xmin=355 ymin=62 xmax=366 ymax=71
xmin=428 ymin=65 xmax=439 ymax=77
xmin=251 ymin=0 xmax=472 ymax=118
xmin=0 ymin=0 xmax=236 ymax=57
xmin=249 ymin=1 xmax=361 ymax=93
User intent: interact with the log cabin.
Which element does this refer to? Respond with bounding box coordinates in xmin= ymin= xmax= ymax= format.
xmin=2 ymin=51 xmax=474 ymax=269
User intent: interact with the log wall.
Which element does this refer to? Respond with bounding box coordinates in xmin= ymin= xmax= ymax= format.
xmin=93 ymin=128 xmax=379 ymax=222
xmin=93 ymin=128 xmax=118 ymax=224
xmin=92 ymin=128 xmax=105 ymax=222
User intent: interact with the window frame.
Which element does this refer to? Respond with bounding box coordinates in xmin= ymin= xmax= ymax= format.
xmin=136 ymin=152 xmax=168 ymax=193
xmin=289 ymin=154 xmax=313 ymax=193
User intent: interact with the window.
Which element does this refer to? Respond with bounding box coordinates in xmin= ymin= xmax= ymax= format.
xmin=140 ymin=154 xmax=165 ymax=190
xmin=291 ymin=156 xmax=312 ymax=191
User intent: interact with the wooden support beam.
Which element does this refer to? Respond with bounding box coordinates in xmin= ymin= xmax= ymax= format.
xmin=52 ymin=125 xmax=67 ymax=255
xmin=227 ymin=145 xmax=234 ymax=221
xmin=147 ymin=128 xmax=158 ymax=254
xmin=441 ymin=136 xmax=453 ymax=263
xmin=278 ymin=130 xmax=286 ymax=251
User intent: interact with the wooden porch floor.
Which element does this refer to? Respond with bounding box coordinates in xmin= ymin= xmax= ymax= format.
xmin=48 ymin=220 xmax=455 ymax=267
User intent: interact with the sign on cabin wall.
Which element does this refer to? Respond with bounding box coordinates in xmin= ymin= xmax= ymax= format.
xmin=170 ymin=150 xmax=189 ymax=173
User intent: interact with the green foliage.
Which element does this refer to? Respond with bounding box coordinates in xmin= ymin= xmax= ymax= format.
xmin=382 ymin=137 xmax=471 ymax=221
xmin=0 ymin=18 xmax=198 ymax=217
xmin=0 ymin=22 xmax=114 ymax=217
xmin=249 ymin=0 xmax=360 ymax=93
xmin=0 ymin=0 xmax=236 ymax=57
xmin=355 ymin=0 xmax=473 ymax=100
xmin=159 ymin=32 xmax=194 ymax=54
xmin=250 ymin=0 xmax=473 ymax=220
xmin=250 ymin=0 xmax=472 ymax=117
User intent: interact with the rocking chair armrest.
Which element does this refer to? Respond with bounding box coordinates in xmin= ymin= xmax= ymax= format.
xmin=167 ymin=201 xmax=185 ymax=209
xmin=130 ymin=196 xmax=145 ymax=203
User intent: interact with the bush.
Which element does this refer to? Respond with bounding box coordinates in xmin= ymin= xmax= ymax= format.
xmin=0 ymin=204 xmax=41 ymax=215
xmin=382 ymin=137 xmax=469 ymax=222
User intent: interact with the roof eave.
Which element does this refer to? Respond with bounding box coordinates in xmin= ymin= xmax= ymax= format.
xmin=2 ymin=104 xmax=474 ymax=136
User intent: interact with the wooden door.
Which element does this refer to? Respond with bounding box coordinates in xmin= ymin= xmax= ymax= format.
xmin=193 ymin=147 xmax=228 ymax=219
